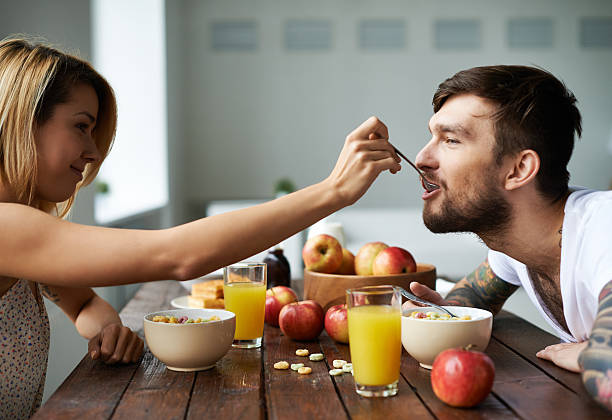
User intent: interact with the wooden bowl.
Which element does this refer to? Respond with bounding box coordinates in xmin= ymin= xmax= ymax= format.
xmin=304 ymin=263 xmax=437 ymax=312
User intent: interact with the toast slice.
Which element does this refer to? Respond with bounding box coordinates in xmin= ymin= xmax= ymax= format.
xmin=191 ymin=279 xmax=224 ymax=298
xmin=187 ymin=295 xmax=225 ymax=309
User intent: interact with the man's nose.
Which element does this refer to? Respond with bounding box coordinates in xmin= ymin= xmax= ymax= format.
xmin=415 ymin=139 xmax=436 ymax=171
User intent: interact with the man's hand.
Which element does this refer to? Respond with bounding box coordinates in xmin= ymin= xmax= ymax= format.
xmin=88 ymin=322 xmax=144 ymax=364
xmin=401 ymin=281 xmax=448 ymax=312
xmin=536 ymin=341 xmax=588 ymax=373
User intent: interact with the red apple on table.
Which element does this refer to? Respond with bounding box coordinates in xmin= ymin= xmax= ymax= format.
xmin=372 ymin=246 xmax=417 ymax=275
xmin=324 ymin=304 xmax=349 ymax=343
xmin=302 ymin=234 xmax=343 ymax=274
xmin=279 ymin=300 xmax=325 ymax=340
xmin=354 ymin=242 xmax=388 ymax=275
xmin=335 ymin=248 xmax=356 ymax=275
xmin=265 ymin=286 xmax=298 ymax=327
xmin=431 ymin=346 xmax=495 ymax=408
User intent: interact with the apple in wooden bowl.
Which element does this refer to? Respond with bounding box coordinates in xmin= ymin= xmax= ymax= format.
xmin=303 ymin=263 xmax=436 ymax=313
xmin=303 ymin=239 xmax=436 ymax=312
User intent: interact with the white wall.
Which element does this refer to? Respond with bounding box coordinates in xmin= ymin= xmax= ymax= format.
xmin=166 ymin=0 xmax=188 ymax=224
xmin=177 ymin=0 xmax=612 ymax=211
xmin=92 ymin=0 xmax=169 ymax=224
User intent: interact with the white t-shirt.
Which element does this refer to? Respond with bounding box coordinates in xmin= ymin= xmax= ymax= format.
xmin=488 ymin=188 xmax=612 ymax=343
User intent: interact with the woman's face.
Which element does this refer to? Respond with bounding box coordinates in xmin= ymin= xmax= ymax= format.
xmin=35 ymin=83 xmax=101 ymax=203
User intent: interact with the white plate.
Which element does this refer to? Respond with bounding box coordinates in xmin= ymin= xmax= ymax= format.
xmin=171 ymin=295 xmax=192 ymax=309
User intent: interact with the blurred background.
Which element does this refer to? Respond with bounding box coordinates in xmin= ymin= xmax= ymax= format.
xmin=1 ymin=0 xmax=612 ymax=402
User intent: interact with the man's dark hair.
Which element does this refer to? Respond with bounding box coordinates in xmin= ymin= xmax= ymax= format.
xmin=433 ymin=65 xmax=582 ymax=202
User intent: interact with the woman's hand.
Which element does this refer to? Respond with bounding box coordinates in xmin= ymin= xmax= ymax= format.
xmin=401 ymin=281 xmax=449 ymax=312
xmin=88 ymin=322 xmax=144 ymax=364
xmin=41 ymin=285 xmax=144 ymax=364
xmin=536 ymin=341 xmax=588 ymax=373
xmin=326 ymin=116 xmax=401 ymax=206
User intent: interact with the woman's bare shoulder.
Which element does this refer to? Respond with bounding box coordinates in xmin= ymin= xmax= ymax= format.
xmin=0 ymin=203 xmax=72 ymax=281
xmin=0 ymin=202 xmax=67 ymax=229
xmin=0 ymin=202 xmax=55 ymax=216
xmin=0 ymin=201 xmax=170 ymax=288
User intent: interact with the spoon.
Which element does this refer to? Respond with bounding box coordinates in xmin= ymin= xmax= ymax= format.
xmin=398 ymin=287 xmax=457 ymax=318
xmin=391 ymin=144 xmax=439 ymax=192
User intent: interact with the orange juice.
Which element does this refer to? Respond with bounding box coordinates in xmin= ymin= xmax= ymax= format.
xmin=224 ymin=282 xmax=266 ymax=340
xmin=348 ymin=304 xmax=401 ymax=386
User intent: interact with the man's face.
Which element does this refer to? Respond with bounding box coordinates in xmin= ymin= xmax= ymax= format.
xmin=416 ymin=93 xmax=511 ymax=236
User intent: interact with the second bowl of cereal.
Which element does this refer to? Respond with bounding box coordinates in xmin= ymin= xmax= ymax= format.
xmin=401 ymin=306 xmax=492 ymax=369
xmin=144 ymin=308 xmax=235 ymax=371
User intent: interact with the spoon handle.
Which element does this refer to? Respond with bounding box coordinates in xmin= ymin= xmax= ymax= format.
xmin=398 ymin=287 xmax=456 ymax=317
xmin=391 ymin=146 xmax=422 ymax=175
xmin=390 ymin=144 xmax=439 ymax=192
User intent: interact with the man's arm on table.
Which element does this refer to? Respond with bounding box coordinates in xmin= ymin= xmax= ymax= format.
xmin=444 ymin=260 xmax=519 ymax=315
xmin=578 ymin=279 xmax=612 ymax=412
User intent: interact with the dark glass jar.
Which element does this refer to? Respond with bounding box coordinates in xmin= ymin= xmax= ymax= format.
xmin=263 ymin=247 xmax=291 ymax=289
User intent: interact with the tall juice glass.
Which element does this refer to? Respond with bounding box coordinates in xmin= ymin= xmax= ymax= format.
xmin=347 ymin=285 xmax=402 ymax=397
xmin=223 ymin=262 xmax=266 ymax=348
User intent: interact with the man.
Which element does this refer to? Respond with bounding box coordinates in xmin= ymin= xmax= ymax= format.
xmin=404 ymin=65 xmax=612 ymax=412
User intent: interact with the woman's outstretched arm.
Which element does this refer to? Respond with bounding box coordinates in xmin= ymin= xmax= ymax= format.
xmin=0 ymin=117 xmax=401 ymax=288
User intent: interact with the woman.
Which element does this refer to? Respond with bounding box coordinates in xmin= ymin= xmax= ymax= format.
xmin=0 ymin=37 xmax=400 ymax=418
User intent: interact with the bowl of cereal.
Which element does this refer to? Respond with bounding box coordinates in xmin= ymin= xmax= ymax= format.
xmin=401 ymin=306 xmax=492 ymax=369
xmin=143 ymin=308 xmax=235 ymax=371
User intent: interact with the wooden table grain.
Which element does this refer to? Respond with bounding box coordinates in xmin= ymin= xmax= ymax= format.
xmin=33 ymin=281 xmax=610 ymax=420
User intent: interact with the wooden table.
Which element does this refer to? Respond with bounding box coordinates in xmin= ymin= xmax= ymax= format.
xmin=34 ymin=281 xmax=610 ymax=419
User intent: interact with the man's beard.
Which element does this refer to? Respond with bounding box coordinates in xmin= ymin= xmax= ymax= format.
xmin=423 ymin=181 xmax=511 ymax=238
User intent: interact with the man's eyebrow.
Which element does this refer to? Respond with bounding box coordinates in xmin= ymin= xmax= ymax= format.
xmin=430 ymin=123 xmax=471 ymax=137
xmin=73 ymin=111 xmax=96 ymax=123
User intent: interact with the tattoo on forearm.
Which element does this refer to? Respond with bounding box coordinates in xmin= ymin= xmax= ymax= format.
xmin=41 ymin=285 xmax=60 ymax=303
xmin=579 ymin=279 xmax=612 ymax=413
xmin=445 ymin=260 xmax=518 ymax=315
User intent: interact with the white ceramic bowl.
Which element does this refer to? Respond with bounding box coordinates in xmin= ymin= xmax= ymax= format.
xmin=401 ymin=306 xmax=492 ymax=369
xmin=143 ymin=308 xmax=235 ymax=371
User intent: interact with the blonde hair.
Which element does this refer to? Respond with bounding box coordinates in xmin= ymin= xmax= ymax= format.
xmin=0 ymin=37 xmax=116 ymax=217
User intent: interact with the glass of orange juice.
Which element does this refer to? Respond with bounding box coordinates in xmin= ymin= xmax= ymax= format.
xmin=223 ymin=262 xmax=267 ymax=348
xmin=347 ymin=285 xmax=402 ymax=397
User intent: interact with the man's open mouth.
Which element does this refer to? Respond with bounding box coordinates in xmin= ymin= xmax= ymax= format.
xmin=421 ymin=177 xmax=440 ymax=191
